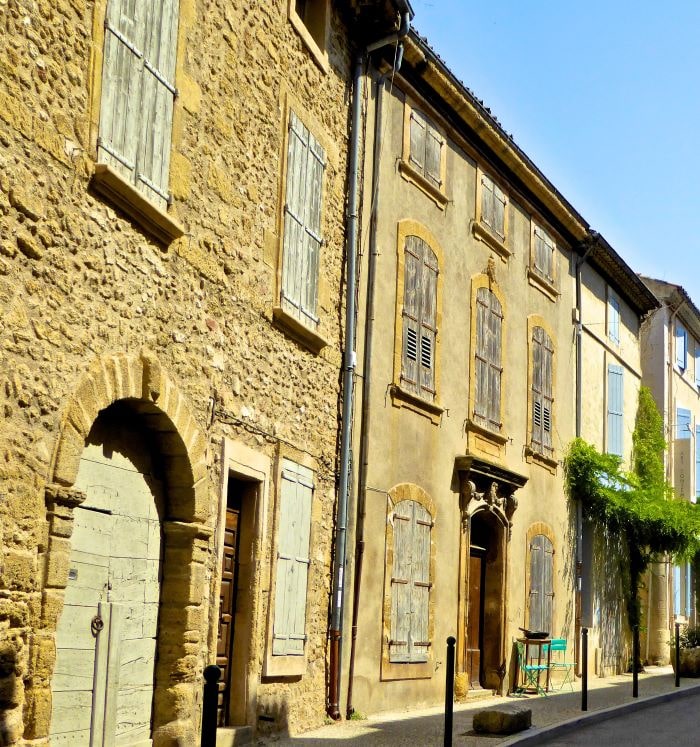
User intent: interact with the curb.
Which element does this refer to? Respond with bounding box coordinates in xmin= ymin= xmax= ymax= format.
xmin=500 ymin=682 xmax=700 ymax=745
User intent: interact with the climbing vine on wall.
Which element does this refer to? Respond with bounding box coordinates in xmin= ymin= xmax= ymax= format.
xmin=565 ymin=386 xmax=700 ymax=632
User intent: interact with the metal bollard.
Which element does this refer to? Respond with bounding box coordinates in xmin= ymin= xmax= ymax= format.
xmin=675 ymin=622 xmax=681 ymax=688
xmin=444 ymin=636 xmax=456 ymax=747
xmin=201 ymin=664 xmax=221 ymax=747
xmin=581 ymin=628 xmax=588 ymax=711
xmin=632 ymin=625 xmax=639 ymax=698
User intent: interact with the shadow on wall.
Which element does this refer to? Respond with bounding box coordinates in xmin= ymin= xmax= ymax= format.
xmin=256 ymin=690 xmax=292 ymax=737
xmin=0 ymin=633 xmax=22 ymax=746
xmin=595 ymin=524 xmax=630 ymax=674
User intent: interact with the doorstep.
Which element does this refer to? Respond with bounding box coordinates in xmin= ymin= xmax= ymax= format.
xmin=217 ymin=725 xmax=254 ymax=746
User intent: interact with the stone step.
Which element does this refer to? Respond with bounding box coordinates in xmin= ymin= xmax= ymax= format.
xmin=216 ymin=725 xmax=254 ymax=747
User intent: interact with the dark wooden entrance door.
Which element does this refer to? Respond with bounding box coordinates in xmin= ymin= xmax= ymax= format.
xmin=216 ymin=507 xmax=240 ymax=726
xmin=467 ymin=549 xmax=486 ymax=689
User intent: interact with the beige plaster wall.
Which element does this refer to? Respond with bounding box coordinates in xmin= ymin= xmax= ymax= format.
xmin=0 ymin=0 xmax=359 ymax=741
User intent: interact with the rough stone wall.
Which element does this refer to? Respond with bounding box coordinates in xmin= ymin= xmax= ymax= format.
xmin=0 ymin=0 xmax=357 ymax=741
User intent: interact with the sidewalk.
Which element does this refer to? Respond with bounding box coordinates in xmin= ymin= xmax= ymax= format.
xmin=256 ymin=666 xmax=700 ymax=745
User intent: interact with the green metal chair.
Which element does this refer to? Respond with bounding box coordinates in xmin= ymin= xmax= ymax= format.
xmin=515 ymin=641 xmax=549 ymax=696
xmin=548 ymin=638 xmax=575 ymax=691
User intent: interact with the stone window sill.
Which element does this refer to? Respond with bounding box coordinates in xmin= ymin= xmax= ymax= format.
xmin=472 ymin=221 xmax=511 ymax=262
xmin=524 ymin=445 xmax=558 ymax=474
xmin=288 ymin=4 xmax=329 ymax=74
xmin=527 ymin=268 xmax=559 ymax=302
xmin=390 ymin=384 xmax=443 ymax=425
xmin=381 ymin=657 xmax=433 ymax=681
xmin=398 ymin=160 xmax=448 ymax=210
xmin=273 ymin=305 xmax=328 ymax=355
xmin=465 ymin=418 xmax=508 ymax=446
xmin=263 ymin=651 xmax=306 ymax=678
xmin=91 ymin=164 xmax=185 ymax=246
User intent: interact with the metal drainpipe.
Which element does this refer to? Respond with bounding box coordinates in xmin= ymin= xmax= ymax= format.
xmin=345 ymin=65 xmax=390 ymax=719
xmin=327 ymin=11 xmax=410 ymax=721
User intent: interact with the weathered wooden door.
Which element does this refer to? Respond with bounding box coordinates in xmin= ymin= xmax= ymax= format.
xmin=216 ymin=507 xmax=240 ymax=726
xmin=467 ymin=550 xmax=485 ymax=689
xmin=50 ymin=429 xmax=162 ymax=746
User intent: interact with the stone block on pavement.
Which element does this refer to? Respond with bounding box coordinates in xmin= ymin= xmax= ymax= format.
xmin=472 ymin=704 xmax=532 ymax=735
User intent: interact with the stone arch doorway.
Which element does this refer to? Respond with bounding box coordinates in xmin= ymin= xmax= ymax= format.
xmin=38 ymin=351 xmax=210 ymax=746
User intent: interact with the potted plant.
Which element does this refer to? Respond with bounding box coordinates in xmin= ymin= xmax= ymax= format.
xmin=671 ymin=626 xmax=700 ymax=677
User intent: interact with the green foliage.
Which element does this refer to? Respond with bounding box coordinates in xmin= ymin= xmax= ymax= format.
xmin=678 ymin=626 xmax=700 ymax=649
xmin=565 ymin=386 xmax=700 ymax=635
xmin=348 ymin=710 xmax=367 ymax=721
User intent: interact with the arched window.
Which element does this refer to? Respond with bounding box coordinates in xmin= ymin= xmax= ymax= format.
xmin=531 ymin=326 xmax=554 ymax=456
xmin=389 ymin=499 xmax=432 ymax=663
xmin=474 ymin=287 xmax=503 ymax=431
xmin=528 ymin=533 xmax=554 ymax=633
xmin=401 ymin=236 xmax=438 ymax=401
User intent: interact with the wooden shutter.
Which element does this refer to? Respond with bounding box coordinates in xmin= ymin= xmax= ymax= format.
xmin=492 ymin=182 xmax=506 ymax=238
xmin=425 ymin=127 xmax=442 ymax=188
xmin=534 ymin=225 xmax=554 ymax=281
xmin=402 ymin=237 xmax=438 ymax=400
xmin=390 ymin=500 xmax=432 ymax=663
xmin=531 ymin=327 xmax=553 ymax=454
xmin=528 ymin=534 xmax=553 ymax=633
xmin=480 ymin=175 xmax=494 ymax=231
xmin=98 ymin=0 xmax=146 ymax=187
xmin=389 ymin=503 xmax=413 ymax=663
xmin=136 ymin=0 xmax=179 ymax=208
xmin=487 ymin=293 xmax=503 ymax=429
xmin=676 ymin=322 xmax=688 ymax=370
xmin=409 ymin=111 xmax=426 ymax=172
xmin=282 ymin=112 xmax=325 ymax=326
xmin=99 ymin=0 xmax=178 ymax=210
xmin=608 ymin=297 xmax=620 ymax=344
xmin=606 ymin=364 xmax=624 ymax=457
xmin=474 ymin=287 xmax=502 ymax=430
xmin=272 ymin=461 xmax=313 ymax=656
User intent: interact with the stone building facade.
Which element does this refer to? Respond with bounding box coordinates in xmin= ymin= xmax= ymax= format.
xmin=0 ymin=0 xmax=406 ymax=743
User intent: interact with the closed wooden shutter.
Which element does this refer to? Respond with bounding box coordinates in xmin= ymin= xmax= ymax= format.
xmin=607 ymin=297 xmax=620 ymax=344
xmin=409 ymin=111 xmax=426 ymax=172
xmin=282 ymin=111 xmax=325 ymax=326
xmin=389 ymin=500 xmax=432 ymax=663
xmin=676 ymin=322 xmax=688 ymax=370
xmin=474 ymin=287 xmax=502 ymax=431
xmin=481 ymin=174 xmax=506 ymax=238
xmin=425 ymin=128 xmax=442 ymax=188
xmin=98 ymin=0 xmax=179 ymax=210
xmin=528 ymin=534 xmax=553 ymax=633
xmin=272 ymin=461 xmax=313 ymax=656
xmin=533 ymin=225 xmax=554 ymax=281
xmin=401 ymin=236 xmax=438 ymax=400
xmin=409 ymin=109 xmax=443 ymax=188
xmin=606 ymin=364 xmax=624 ymax=457
xmin=531 ymin=327 xmax=554 ymax=455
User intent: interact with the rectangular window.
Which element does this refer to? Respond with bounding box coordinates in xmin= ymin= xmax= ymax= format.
xmin=533 ymin=224 xmax=555 ymax=283
xmin=480 ymin=173 xmax=506 ymax=239
xmin=607 ymin=364 xmax=623 ymax=457
xmin=272 ymin=460 xmax=313 ymax=656
xmin=607 ymin=295 xmax=620 ymax=345
xmin=408 ymin=110 xmax=444 ymax=190
xmin=676 ymin=322 xmax=688 ymax=370
xmin=98 ymin=0 xmax=179 ymax=210
xmin=676 ymin=407 xmax=692 ymax=440
xmin=281 ymin=111 xmax=326 ymax=328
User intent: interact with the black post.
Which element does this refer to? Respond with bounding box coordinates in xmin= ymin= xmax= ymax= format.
xmin=632 ymin=625 xmax=639 ymax=698
xmin=444 ymin=636 xmax=456 ymax=747
xmin=675 ymin=622 xmax=681 ymax=688
xmin=581 ymin=628 xmax=588 ymax=711
xmin=202 ymin=664 xmax=221 ymax=747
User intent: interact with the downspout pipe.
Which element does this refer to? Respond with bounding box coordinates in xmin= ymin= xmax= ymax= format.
xmin=327 ymin=10 xmax=410 ymax=721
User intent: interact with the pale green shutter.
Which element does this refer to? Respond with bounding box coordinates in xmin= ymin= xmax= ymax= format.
xmin=676 ymin=322 xmax=688 ymax=370
xmin=282 ymin=111 xmax=324 ymax=326
xmin=273 ymin=461 xmax=312 ymax=656
xmin=390 ymin=503 xmax=412 ymax=662
xmin=608 ymin=297 xmax=620 ymax=344
xmin=99 ymin=0 xmax=178 ymax=210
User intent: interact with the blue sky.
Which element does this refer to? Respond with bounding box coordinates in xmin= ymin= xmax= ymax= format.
xmin=409 ymin=1 xmax=700 ymax=305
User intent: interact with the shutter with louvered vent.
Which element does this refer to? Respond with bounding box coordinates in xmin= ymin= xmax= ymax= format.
xmin=419 ymin=245 xmax=438 ymax=398
xmin=402 ymin=238 xmax=421 ymax=394
xmin=532 ymin=328 xmax=543 ymax=450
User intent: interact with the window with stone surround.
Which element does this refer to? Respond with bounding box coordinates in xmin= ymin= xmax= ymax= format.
xmin=288 ymin=0 xmax=329 ymax=71
xmin=92 ymin=0 xmax=183 ymax=243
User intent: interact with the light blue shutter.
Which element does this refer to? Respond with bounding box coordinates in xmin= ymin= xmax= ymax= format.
xmin=674 ymin=565 xmax=681 ymax=617
xmin=695 ymin=342 xmax=700 ymax=388
xmin=281 ymin=112 xmax=325 ymax=326
xmin=608 ymin=297 xmax=620 ymax=344
xmin=272 ymin=461 xmax=312 ymax=656
xmin=99 ymin=0 xmax=178 ymax=209
xmin=676 ymin=407 xmax=691 ymax=440
xmin=137 ymin=0 xmax=179 ymax=208
xmin=676 ymin=322 xmax=688 ymax=370
xmin=607 ymin=364 xmax=624 ymax=457
xmin=696 ymin=426 xmax=700 ymax=503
